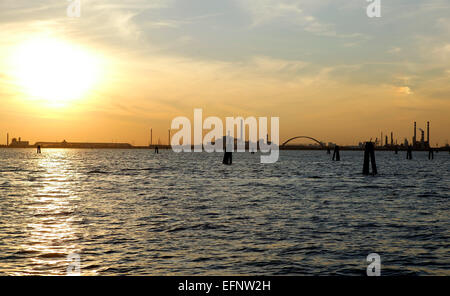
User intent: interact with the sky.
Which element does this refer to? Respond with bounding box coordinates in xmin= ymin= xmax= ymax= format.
xmin=0 ymin=0 xmax=449 ymax=146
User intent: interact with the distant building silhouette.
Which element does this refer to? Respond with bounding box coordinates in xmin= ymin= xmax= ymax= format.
xmin=34 ymin=141 xmax=132 ymax=149
xmin=10 ymin=137 xmax=29 ymax=147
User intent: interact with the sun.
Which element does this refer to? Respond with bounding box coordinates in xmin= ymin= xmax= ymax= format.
xmin=10 ymin=36 xmax=101 ymax=106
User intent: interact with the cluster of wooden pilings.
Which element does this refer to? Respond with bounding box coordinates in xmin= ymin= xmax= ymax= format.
xmin=331 ymin=142 xmax=378 ymax=175
xmin=329 ymin=142 xmax=440 ymax=176
xmin=332 ymin=146 xmax=340 ymax=161
xmin=406 ymin=146 xmax=413 ymax=159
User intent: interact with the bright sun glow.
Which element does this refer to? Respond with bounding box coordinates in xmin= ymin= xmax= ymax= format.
xmin=11 ymin=36 xmax=101 ymax=106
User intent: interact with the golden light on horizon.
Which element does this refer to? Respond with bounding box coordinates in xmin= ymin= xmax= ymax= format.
xmin=9 ymin=36 xmax=101 ymax=106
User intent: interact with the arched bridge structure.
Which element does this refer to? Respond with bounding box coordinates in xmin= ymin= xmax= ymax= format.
xmin=281 ymin=136 xmax=325 ymax=148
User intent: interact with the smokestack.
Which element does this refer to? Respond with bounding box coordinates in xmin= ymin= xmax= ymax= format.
xmin=427 ymin=121 xmax=430 ymax=144
xmin=6 ymin=133 xmax=9 ymax=146
xmin=414 ymin=122 xmax=417 ymax=144
xmin=391 ymin=132 xmax=393 ymax=146
xmin=150 ymin=128 xmax=152 ymax=146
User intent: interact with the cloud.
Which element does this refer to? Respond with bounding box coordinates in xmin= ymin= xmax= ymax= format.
xmin=237 ymin=0 xmax=367 ymax=39
xmin=250 ymin=56 xmax=308 ymax=73
xmin=433 ymin=43 xmax=450 ymax=61
xmin=388 ymin=47 xmax=402 ymax=54
xmin=237 ymin=0 xmax=302 ymax=26
xmin=0 ymin=0 xmax=171 ymax=47
xmin=395 ymin=86 xmax=413 ymax=95
xmin=436 ymin=17 xmax=450 ymax=32
xmin=238 ymin=0 xmax=333 ymax=34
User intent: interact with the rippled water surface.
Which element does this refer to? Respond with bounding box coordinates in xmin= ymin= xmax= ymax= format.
xmin=0 ymin=148 xmax=449 ymax=275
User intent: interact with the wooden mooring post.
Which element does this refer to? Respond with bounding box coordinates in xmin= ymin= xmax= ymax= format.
xmin=406 ymin=146 xmax=412 ymax=160
xmin=363 ymin=142 xmax=377 ymax=175
xmin=332 ymin=145 xmax=340 ymax=161
xmin=223 ymin=151 xmax=232 ymax=165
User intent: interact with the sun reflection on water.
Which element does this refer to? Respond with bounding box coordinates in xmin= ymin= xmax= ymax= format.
xmin=15 ymin=150 xmax=85 ymax=275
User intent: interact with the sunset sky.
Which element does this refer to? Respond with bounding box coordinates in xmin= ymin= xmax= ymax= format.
xmin=0 ymin=0 xmax=449 ymax=146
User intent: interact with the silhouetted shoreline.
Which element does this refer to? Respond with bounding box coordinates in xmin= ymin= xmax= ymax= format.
xmin=0 ymin=144 xmax=448 ymax=151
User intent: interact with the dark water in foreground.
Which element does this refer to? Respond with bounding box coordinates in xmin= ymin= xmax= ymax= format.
xmin=0 ymin=149 xmax=449 ymax=275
